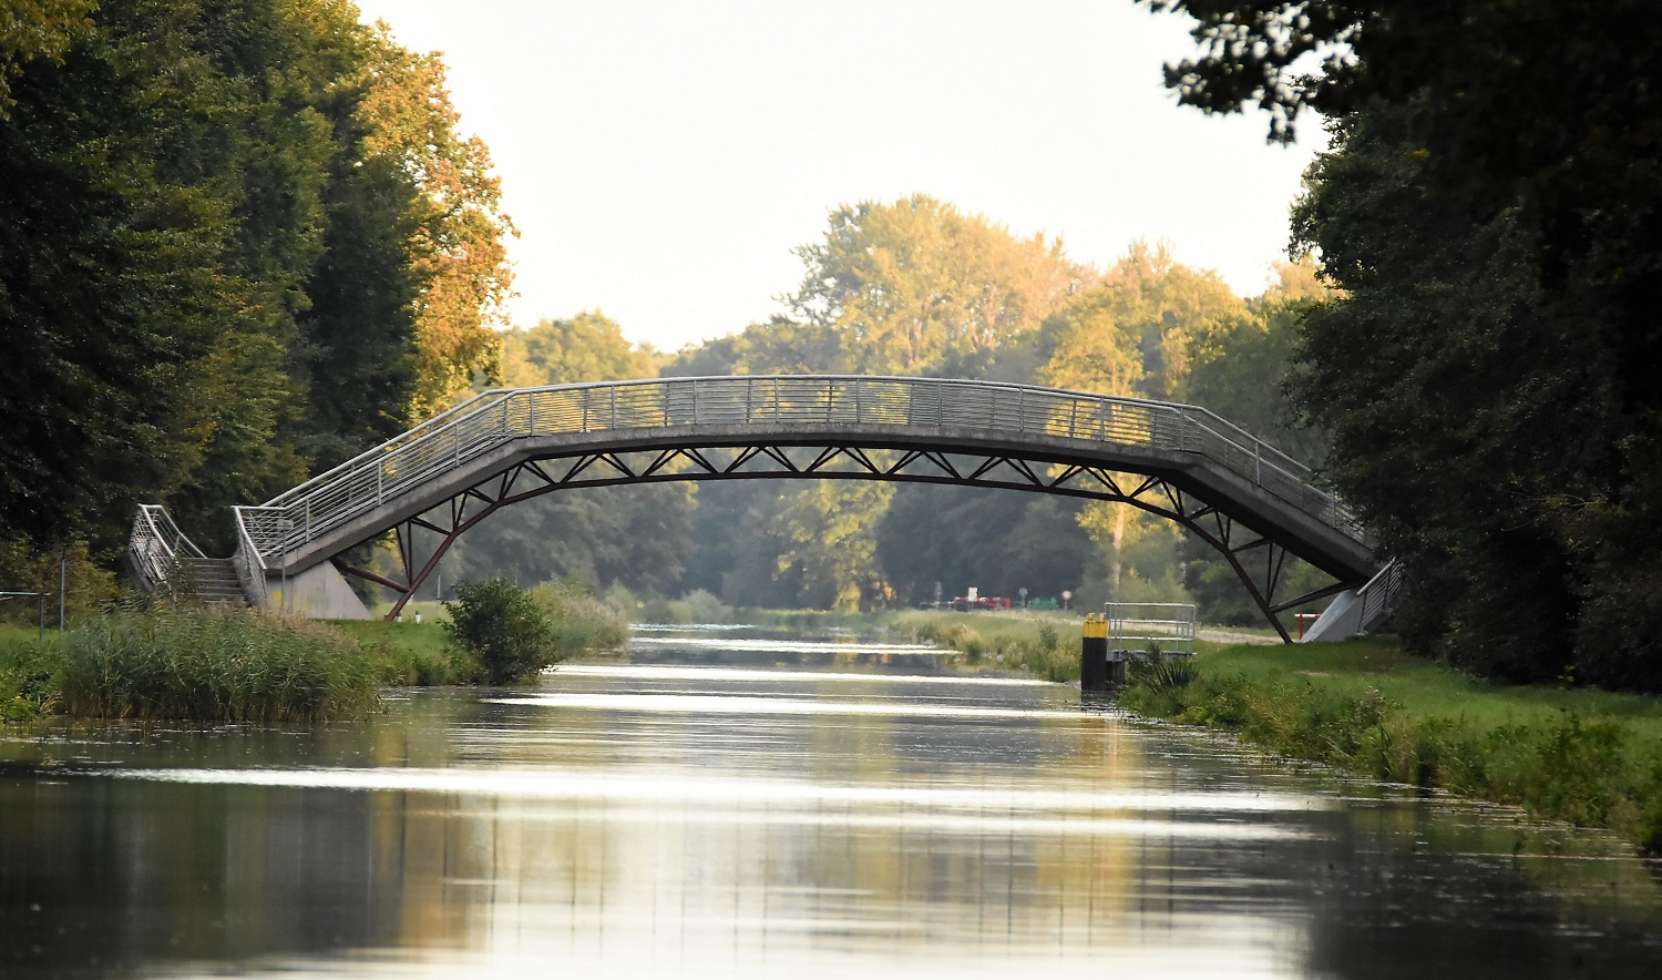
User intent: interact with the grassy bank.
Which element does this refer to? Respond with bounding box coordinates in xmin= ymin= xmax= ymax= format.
xmin=879 ymin=608 xmax=1081 ymax=681
xmin=1 ymin=607 xmax=378 ymax=723
xmin=1121 ymin=640 xmax=1662 ymax=850
xmin=0 ymin=584 xmax=630 ymax=722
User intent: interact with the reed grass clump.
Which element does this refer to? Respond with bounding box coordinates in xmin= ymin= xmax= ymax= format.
xmin=531 ymin=581 xmax=628 ymax=654
xmin=58 ymin=605 xmax=378 ymax=722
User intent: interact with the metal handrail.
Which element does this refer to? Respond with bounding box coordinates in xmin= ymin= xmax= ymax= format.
xmin=128 ymin=503 xmax=206 ymax=592
xmin=1106 ymin=601 xmax=1197 ymax=655
xmin=1357 ymin=558 xmax=1404 ymax=632
xmin=240 ymin=375 xmax=1363 ymax=565
xmin=262 ymin=387 xmax=517 ymax=505
xmin=230 ymin=506 xmax=275 ymax=608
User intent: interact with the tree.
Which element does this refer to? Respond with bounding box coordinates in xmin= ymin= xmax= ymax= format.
xmin=785 ymin=194 xmax=1090 ymax=376
xmin=499 ymin=312 xmax=659 ymax=387
xmin=443 ymin=577 xmax=557 ymax=684
xmin=0 ymin=0 xmax=95 ymax=116
xmin=358 ymin=25 xmax=515 ymax=418
xmin=1140 ymin=1 xmax=1662 ymax=688
xmin=0 ymin=0 xmax=240 ymax=553
xmin=1034 ymin=243 xmax=1253 ymax=602
xmin=0 ymin=1 xmax=517 ymax=565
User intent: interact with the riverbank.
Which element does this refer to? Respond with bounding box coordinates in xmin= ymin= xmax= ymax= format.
xmin=1121 ymin=640 xmax=1662 ymax=851
xmin=0 ymin=586 xmax=628 ymax=722
xmin=734 ymin=606 xmax=1662 ymax=850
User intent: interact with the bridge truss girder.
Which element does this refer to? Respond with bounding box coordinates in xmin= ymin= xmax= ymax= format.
xmin=334 ymin=442 xmax=1356 ymax=643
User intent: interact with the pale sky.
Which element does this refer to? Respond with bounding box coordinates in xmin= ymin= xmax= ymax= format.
xmin=354 ymin=0 xmax=1324 ymax=352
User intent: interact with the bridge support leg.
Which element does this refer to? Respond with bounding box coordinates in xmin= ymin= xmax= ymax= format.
xmin=1212 ymin=537 xmax=1355 ymax=645
xmin=387 ymin=521 xmax=468 ymax=621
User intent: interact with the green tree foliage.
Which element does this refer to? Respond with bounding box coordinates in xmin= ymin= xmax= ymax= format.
xmin=1034 ymin=243 xmax=1256 ymax=604
xmin=876 ymin=488 xmax=1092 ymax=605
xmin=358 ymin=26 xmax=514 ymax=418
xmin=499 ymin=312 xmax=660 ymax=387
xmin=1040 ymin=242 xmax=1250 ymax=401
xmin=442 ymin=577 xmax=557 ymax=684
xmin=1179 ymin=259 xmax=1336 ymax=622
xmin=1141 ymin=1 xmax=1662 ymax=688
xmin=0 ymin=0 xmax=94 ymax=115
xmin=0 ymin=1 xmax=512 ymax=561
xmin=785 ymin=194 xmax=1091 ymax=376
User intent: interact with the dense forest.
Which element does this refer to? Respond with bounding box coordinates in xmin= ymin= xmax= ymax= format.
xmin=1138 ymin=0 xmax=1662 ymax=690
xmin=0 ymin=0 xmax=511 ymax=585
xmin=5 ymin=1 xmax=1659 ymax=691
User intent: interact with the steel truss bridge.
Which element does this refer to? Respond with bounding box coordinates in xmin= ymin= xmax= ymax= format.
xmin=131 ymin=375 xmax=1386 ymax=643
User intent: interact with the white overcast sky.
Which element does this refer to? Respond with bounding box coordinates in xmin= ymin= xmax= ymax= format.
xmin=353 ymin=0 xmax=1323 ymax=352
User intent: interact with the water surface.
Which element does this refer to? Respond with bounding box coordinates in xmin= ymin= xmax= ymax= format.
xmin=2 ymin=626 xmax=1659 ymax=977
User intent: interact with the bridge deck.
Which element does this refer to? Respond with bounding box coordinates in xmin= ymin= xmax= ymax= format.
xmin=133 ymin=375 xmax=1382 ymax=639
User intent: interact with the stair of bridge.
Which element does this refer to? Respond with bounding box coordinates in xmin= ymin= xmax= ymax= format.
xmin=172 ymin=558 xmax=248 ymax=606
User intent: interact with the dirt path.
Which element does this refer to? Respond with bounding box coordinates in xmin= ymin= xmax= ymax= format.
xmin=1197 ymin=627 xmax=1283 ymax=646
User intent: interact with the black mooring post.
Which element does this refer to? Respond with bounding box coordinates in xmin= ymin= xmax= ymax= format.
xmin=1081 ymin=614 xmax=1108 ymax=692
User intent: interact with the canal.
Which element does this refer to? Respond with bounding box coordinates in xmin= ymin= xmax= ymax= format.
xmin=2 ymin=625 xmax=1659 ymax=977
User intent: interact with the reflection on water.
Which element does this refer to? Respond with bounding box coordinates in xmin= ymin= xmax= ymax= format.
xmin=1 ymin=626 xmax=1659 ymax=978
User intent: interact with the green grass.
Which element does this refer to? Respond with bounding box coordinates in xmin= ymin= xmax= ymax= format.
xmin=332 ymin=619 xmax=475 ymax=686
xmin=880 ymin=609 xmax=1081 ymax=681
xmin=1121 ymin=638 xmax=1662 ymax=851
xmin=0 ymin=587 xmax=631 ymax=722
xmin=50 ymin=605 xmax=380 ymax=723
xmin=360 ymin=586 xmax=627 ymax=683
xmin=0 ymin=624 xmax=62 ymax=721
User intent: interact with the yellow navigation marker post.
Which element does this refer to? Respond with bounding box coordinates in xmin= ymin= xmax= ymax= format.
xmin=1081 ymin=614 xmax=1109 ymax=692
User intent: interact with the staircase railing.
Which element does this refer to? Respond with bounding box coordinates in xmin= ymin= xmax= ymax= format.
xmin=1356 ymin=558 xmax=1404 ymax=632
xmin=237 ymin=375 xmax=1365 ymax=566
xmin=231 ymin=506 xmax=275 ymax=608
xmin=127 ymin=503 xmax=206 ymax=592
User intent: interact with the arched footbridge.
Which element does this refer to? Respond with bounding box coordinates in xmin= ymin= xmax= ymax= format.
xmin=130 ymin=376 xmax=1397 ymax=643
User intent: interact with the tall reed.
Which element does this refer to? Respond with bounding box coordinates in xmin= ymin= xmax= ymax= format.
xmin=59 ymin=605 xmax=379 ymax=722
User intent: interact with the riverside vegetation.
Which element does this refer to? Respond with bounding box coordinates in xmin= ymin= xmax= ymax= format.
xmin=0 ymin=581 xmax=627 ymax=723
xmin=786 ymin=605 xmax=1662 ymax=851
xmin=1120 ymin=642 xmax=1662 ymax=852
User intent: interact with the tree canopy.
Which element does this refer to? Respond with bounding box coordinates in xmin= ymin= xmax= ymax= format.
xmin=1142 ymin=0 xmax=1662 ymax=689
xmin=0 ymin=0 xmax=512 ymax=556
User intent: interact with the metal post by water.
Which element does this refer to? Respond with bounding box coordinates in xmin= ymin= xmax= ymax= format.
xmin=1080 ymin=614 xmax=1108 ymax=693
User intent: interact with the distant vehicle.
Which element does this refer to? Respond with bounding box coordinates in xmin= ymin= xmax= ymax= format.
xmin=949 ymin=594 xmax=1012 ymax=612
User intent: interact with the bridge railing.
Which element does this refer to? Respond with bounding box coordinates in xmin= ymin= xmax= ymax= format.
xmin=1178 ymin=408 xmax=1366 ymax=539
xmin=241 ymin=376 xmax=1359 ymax=565
xmin=127 ymin=503 xmax=206 ymax=592
xmin=1356 ymin=558 xmax=1405 ymax=631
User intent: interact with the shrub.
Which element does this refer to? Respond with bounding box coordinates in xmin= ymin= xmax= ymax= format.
xmin=443 ymin=578 xmax=558 ymax=684
xmin=0 ymin=627 xmax=62 ymax=721
xmin=678 ymin=589 xmax=729 ymax=624
xmin=1037 ymin=624 xmax=1060 ymax=652
xmin=601 ymin=581 xmax=640 ymax=620
xmin=57 ymin=605 xmax=377 ymax=722
xmin=0 ymin=537 xmax=119 ymax=626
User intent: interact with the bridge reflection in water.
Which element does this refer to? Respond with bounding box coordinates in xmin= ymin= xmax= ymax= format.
xmin=3 ymin=633 xmax=1657 ymax=978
